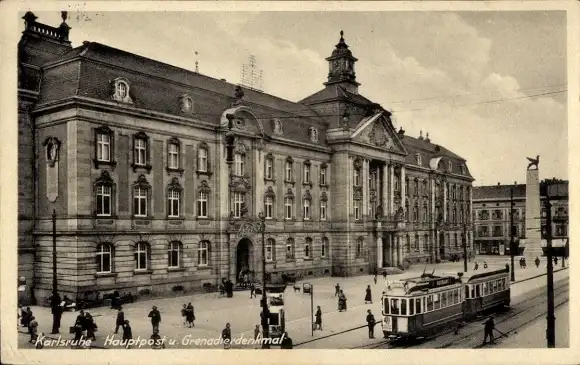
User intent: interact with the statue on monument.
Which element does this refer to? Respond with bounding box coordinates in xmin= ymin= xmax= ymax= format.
xmin=526 ymin=155 xmax=540 ymax=170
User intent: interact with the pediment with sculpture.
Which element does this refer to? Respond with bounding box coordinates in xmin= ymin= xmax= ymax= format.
xmin=351 ymin=114 xmax=406 ymax=154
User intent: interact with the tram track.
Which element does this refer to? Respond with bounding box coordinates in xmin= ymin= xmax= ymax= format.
xmin=350 ymin=276 xmax=569 ymax=350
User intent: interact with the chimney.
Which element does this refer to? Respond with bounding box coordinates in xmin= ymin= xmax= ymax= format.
xmin=497 ymin=182 xmax=501 ymax=186
xmin=398 ymin=127 xmax=405 ymax=137
xmin=418 ymin=130 xmax=424 ymax=140
xmin=425 ymin=132 xmax=431 ymax=143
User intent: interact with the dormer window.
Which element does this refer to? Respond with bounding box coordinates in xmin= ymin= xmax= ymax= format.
xmin=111 ymin=78 xmax=133 ymax=104
xmin=309 ymin=127 xmax=319 ymax=143
xmin=180 ymin=95 xmax=194 ymax=113
xmin=448 ymin=161 xmax=453 ymax=172
xmin=460 ymin=164 xmax=466 ymax=174
xmin=416 ymin=153 xmax=422 ymax=166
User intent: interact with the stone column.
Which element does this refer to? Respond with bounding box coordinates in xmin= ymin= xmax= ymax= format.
xmin=377 ymin=237 xmax=383 ymax=268
xmin=255 ymin=148 xmax=263 ymax=215
xmin=443 ymin=181 xmax=448 ymax=222
xmin=389 ymin=164 xmax=395 ymax=214
xmin=382 ymin=164 xmax=389 ymax=216
xmin=401 ymin=166 xmax=406 ymax=213
xmin=362 ymin=159 xmax=368 ymax=219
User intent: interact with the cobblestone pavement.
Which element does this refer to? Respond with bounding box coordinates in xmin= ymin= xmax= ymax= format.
xmin=16 ymin=256 xmax=568 ymax=350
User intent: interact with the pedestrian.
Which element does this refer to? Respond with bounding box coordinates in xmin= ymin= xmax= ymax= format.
xmin=181 ymin=304 xmax=187 ymax=325
xmin=22 ymin=307 xmax=31 ymax=328
xmin=85 ymin=312 xmax=97 ymax=341
xmin=338 ymin=290 xmax=347 ymax=312
xmin=50 ymin=290 xmax=62 ymax=334
xmin=474 ymin=262 xmax=479 ymax=271
xmin=28 ymin=316 xmax=38 ymax=344
xmin=122 ymin=320 xmax=132 ymax=349
xmin=519 ymin=257 xmax=523 ymax=269
xmin=554 ymin=257 xmax=558 ymax=265
xmin=366 ymin=310 xmax=376 ymax=339
xmin=373 ymin=274 xmax=377 ymax=285
xmin=75 ymin=309 xmax=86 ymax=333
xmin=20 ymin=307 xmax=26 ymax=327
xmin=315 ymin=306 xmax=322 ymax=331
xmin=364 ymin=285 xmax=373 ymax=304
xmin=186 ymin=303 xmax=195 ymax=328
xmin=150 ymin=329 xmax=165 ymax=349
xmin=222 ymin=323 xmax=232 ymax=349
xmin=505 ymin=263 xmax=510 ymax=272
xmin=483 ymin=261 xmax=488 ymax=269
xmin=280 ymin=332 xmax=293 ymax=349
xmin=535 ymin=257 xmax=540 ymax=268
xmin=73 ymin=317 xmax=84 ymax=343
xmin=334 ymin=283 xmax=340 ymax=297
xmin=115 ymin=307 xmax=125 ymax=334
xmin=148 ymin=305 xmax=161 ymax=334
xmin=482 ymin=316 xmax=495 ymax=345
xmin=254 ymin=325 xmax=260 ymax=340
xmin=250 ymin=282 xmax=256 ymax=298
xmin=382 ymin=271 xmax=387 ymax=280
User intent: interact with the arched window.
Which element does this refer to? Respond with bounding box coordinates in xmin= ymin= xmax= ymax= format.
xmin=135 ymin=242 xmax=150 ymax=271
xmin=167 ymin=177 xmax=182 ymax=218
xmin=286 ymin=238 xmax=295 ymax=259
xmin=168 ymin=241 xmax=182 ymax=268
xmin=96 ymin=243 xmax=113 ymax=274
xmin=198 ymin=241 xmax=210 ymax=266
xmin=304 ymin=237 xmax=312 ymax=259
xmin=133 ymin=174 xmax=151 ymax=218
xmin=321 ymin=237 xmax=329 ymax=258
xmin=266 ymin=238 xmax=275 ymax=262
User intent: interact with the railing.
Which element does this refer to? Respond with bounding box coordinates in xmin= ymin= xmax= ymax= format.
xmin=27 ymin=23 xmax=65 ymax=40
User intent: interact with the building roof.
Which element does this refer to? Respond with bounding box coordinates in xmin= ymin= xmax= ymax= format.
xmin=473 ymin=179 xmax=568 ymax=200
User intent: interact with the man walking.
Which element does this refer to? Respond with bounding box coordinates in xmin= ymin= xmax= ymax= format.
xmin=315 ymin=306 xmax=322 ymax=331
xmin=222 ymin=323 xmax=232 ymax=349
xmin=250 ymin=282 xmax=256 ymax=298
xmin=334 ymin=283 xmax=340 ymax=297
xmin=148 ymin=306 xmax=161 ymax=334
xmin=366 ymin=310 xmax=376 ymax=339
xmin=482 ymin=316 xmax=495 ymax=345
xmin=122 ymin=320 xmax=133 ymax=349
xmin=373 ymin=274 xmax=377 ymax=285
xmin=50 ymin=290 xmax=62 ymax=334
xmin=115 ymin=307 xmax=125 ymax=334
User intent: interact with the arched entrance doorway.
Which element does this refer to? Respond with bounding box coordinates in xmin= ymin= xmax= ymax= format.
xmin=236 ymin=238 xmax=255 ymax=281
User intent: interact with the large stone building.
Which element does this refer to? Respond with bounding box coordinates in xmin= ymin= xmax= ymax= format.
xmin=472 ymin=180 xmax=568 ymax=255
xmin=17 ymin=13 xmax=474 ymax=304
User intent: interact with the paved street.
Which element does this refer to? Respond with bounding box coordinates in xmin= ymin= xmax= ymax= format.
xmin=17 ymin=255 xmax=568 ymax=349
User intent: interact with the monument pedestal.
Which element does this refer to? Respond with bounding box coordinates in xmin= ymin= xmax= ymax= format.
xmin=523 ymin=168 xmax=543 ymax=259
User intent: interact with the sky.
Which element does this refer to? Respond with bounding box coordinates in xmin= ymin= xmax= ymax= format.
xmin=29 ymin=10 xmax=568 ymax=186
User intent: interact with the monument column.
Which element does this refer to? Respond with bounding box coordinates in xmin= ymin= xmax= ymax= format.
xmin=524 ymin=159 xmax=542 ymax=259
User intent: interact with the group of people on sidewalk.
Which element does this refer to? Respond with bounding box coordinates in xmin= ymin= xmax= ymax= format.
xmin=180 ymin=303 xmax=196 ymax=328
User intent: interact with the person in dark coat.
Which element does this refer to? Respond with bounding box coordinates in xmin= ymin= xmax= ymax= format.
xmin=222 ymin=323 xmax=232 ymax=349
xmin=535 ymin=257 xmax=540 ymax=268
xmin=280 ymin=332 xmax=293 ymax=349
xmin=75 ymin=310 xmax=86 ymax=332
xmin=338 ymin=290 xmax=347 ymax=311
xmin=181 ymin=304 xmax=187 ymax=325
xmin=474 ymin=262 xmax=479 ymax=271
xmin=148 ymin=306 xmax=161 ymax=334
xmin=151 ymin=329 xmax=165 ymax=349
xmin=250 ymin=282 xmax=256 ymax=298
xmin=122 ymin=320 xmax=132 ymax=349
xmin=73 ymin=317 xmax=84 ymax=343
xmin=28 ymin=316 xmax=38 ymax=344
xmin=186 ymin=303 xmax=195 ymax=328
xmin=85 ymin=312 xmax=97 ymax=341
xmin=482 ymin=316 xmax=495 ymax=345
xmin=334 ymin=283 xmax=340 ymax=297
xmin=373 ymin=274 xmax=377 ymax=285
xmin=315 ymin=306 xmax=322 ymax=331
xmin=382 ymin=271 xmax=387 ymax=280
xmin=364 ymin=285 xmax=372 ymax=304
xmin=115 ymin=307 xmax=125 ymax=334
xmin=366 ymin=310 xmax=376 ymax=339
xmin=50 ymin=291 xmax=62 ymax=334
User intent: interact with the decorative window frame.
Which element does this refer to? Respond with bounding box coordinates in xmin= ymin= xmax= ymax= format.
xmin=447 ymin=160 xmax=453 ymax=172
xmin=265 ymin=238 xmax=276 ymax=262
xmin=304 ymin=237 xmax=313 ymax=260
xmin=413 ymin=177 xmax=419 ymax=197
xmin=167 ymin=241 xmax=184 ymax=270
xmin=197 ymin=240 xmax=211 ymax=267
xmin=355 ymin=237 xmax=364 ymax=258
xmin=166 ymin=137 xmax=184 ymax=176
xmin=303 ymin=190 xmax=312 ymax=220
xmin=272 ymin=118 xmax=283 ymax=136
xmin=179 ymin=94 xmax=194 ymax=114
xmin=308 ymin=127 xmax=319 ymax=143
xmin=96 ymin=242 xmax=115 ymax=274
xmin=93 ymin=170 xmax=117 ymax=218
xmin=285 ymin=237 xmax=295 ymax=261
xmin=284 ymin=188 xmax=295 ymax=220
xmin=264 ymin=153 xmax=275 ymax=182
xmin=167 ymin=177 xmax=183 ymax=219
xmin=93 ymin=126 xmax=117 ymax=169
xmin=196 ymin=141 xmax=212 ymax=177
xmin=196 ymin=180 xmax=212 ymax=219
xmin=132 ymin=174 xmax=152 ymax=218
xmin=134 ymin=241 xmax=152 ymax=273
xmin=284 ymin=156 xmax=295 ymax=184
xmin=321 ymin=236 xmax=329 ymax=259
xmin=319 ymin=162 xmax=329 ymax=187
xmin=264 ymin=186 xmax=276 ymax=220
xmin=111 ymin=77 xmax=133 ymax=104
xmin=131 ymin=131 xmax=152 ymax=173
xmin=302 ymin=160 xmax=313 ymax=187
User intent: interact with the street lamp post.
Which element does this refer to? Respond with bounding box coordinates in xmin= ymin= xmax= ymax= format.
xmin=462 ymin=223 xmax=468 ymax=273
xmin=545 ymin=197 xmax=555 ymax=348
xmin=52 ymin=209 xmax=58 ymax=294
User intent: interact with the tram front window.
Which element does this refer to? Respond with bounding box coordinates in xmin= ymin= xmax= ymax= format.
xmin=415 ymin=298 xmax=422 ymax=313
xmin=401 ymin=299 xmax=407 ymax=315
xmin=383 ymin=298 xmax=390 ymax=315
xmin=390 ymin=299 xmax=400 ymax=315
xmin=475 ymin=285 xmax=481 ymax=297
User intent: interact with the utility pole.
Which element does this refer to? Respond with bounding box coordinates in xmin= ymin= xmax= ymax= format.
xmin=52 ymin=210 xmax=57 ymax=293
xmin=510 ymin=187 xmax=516 ymax=282
xmin=545 ymin=195 xmax=555 ymax=348
xmin=310 ymin=285 xmax=314 ymax=337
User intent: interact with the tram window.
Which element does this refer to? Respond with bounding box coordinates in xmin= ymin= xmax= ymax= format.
xmin=391 ymin=299 xmax=400 ymax=315
xmin=483 ymin=283 xmax=488 ymax=296
xmin=415 ymin=298 xmax=422 ymax=313
xmin=409 ymin=299 xmax=415 ymax=315
xmin=441 ymin=292 xmax=447 ymax=308
xmin=475 ymin=285 xmax=481 ymax=297
xmin=433 ymin=294 xmax=441 ymax=310
xmin=465 ymin=286 xmax=470 ymax=299
xmin=470 ymin=286 xmax=475 ymax=298
xmin=494 ymin=280 xmax=498 ymax=292
xmin=454 ymin=290 xmax=459 ymax=304
xmin=384 ymin=298 xmax=390 ymax=315
xmin=401 ymin=299 xmax=407 ymax=315
xmin=426 ymin=296 xmax=433 ymax=312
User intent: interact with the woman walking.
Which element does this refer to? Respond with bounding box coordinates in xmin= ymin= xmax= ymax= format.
xmin=186 ymin=303 xmax=195 ymax=328
xmin=364 ymin=285 xmax=373 ymax=304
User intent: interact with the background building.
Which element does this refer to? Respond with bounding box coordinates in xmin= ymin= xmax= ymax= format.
xmin=472 ymin=179 xmax=568 ymax=255
xmin=17 ymin=13 xmax=474 ymax=304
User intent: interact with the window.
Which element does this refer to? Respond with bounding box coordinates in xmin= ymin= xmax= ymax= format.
xmin=265 ymin=197 xmax=274 ymax=219
xmin=197 ymin=191 xmax=208 ymax=218
xmin=303 ymin=199 xmax=311 ymax=220
xmin=414 ymin=234 xmax=420 ymax=251
xmin=354 ymin=200 xmax=360 ymax=220
xmin=354 ymin=169 xmax=360 ymax=186
xmin=441 ymin=292 xmax=447 ymax=307
xmin=285 ymin=197 xmax=294 ymax=220
xmin=416 ymin=153 xmax=422 ymax=166
xmin=198 ymin=146 xmax=208 ymax=172
xmin=320 ymin=164 xmax=327 ymax=185
xmin=198 ymin=241 xmax=210 ymax=266
xmin=168 ymin=142 xmax=180 ymax=169
xmin=479 ymin=210 xmax=490 ymax=220
xmin=285 ymin=158 xmax=293 ymax=181
xmin=96 ymin=243 xmax=113 ymax=273
xmin=433 ymin=293 xmax=441 ymax=310
xmin=414 ymin=180 xmax=419 ymax=196
xmin=321 ymin=237 xmax=328 ymax=258
xmin=493 ymin=225 xmax=503 ymax=237
xmin=118 ymin=82 xmax=127 ymax=98
xmin=405 ymin=201 xmax=409 ymax=221
xmin=96 ymin=185 xmax=112 ymax=217
xmin=413 ymin=205 xmax=419 ymax=222
xmin=265 ymin=158 xmax=273 ymax=179
xmin=405 ymin=179 xmax=410 ymax=197
xmin=133 ymin=186 xmax=148 ymax=217
xmin=168 ymin=189 xmax=180 ymax=218
xmin=134 ymin=138 xmax=147 ymax=166
xmin=452 ymin=207 xmax=457 ymax=223
xmin=448 ymin=161 xmax=453 ymax=171
xmin=356 ymin=238 xmax=363 ymax=257
xmin=234 ymin=192 xmax=245 ymax=218
xmin=234 ymin=153 xmax=244 ymax=176
xmin=390 ymin=299 xmax=400 ymax=315
xmin=168 ymin=242 xmax=182 ymax=268
xmin=320 ymin=200 xmax=327 ymax=221
xmin=415 ymin=298 xmax=422 ymax=313
xmin=304 ymin=237 xmax=312 ymax=259
xmin=426 ymin=296 xmax=434 ymax=311
xmin=303 ymin=163 xmax=311 ymax=184
xmin=286 ymin=238 xmax=295 ymax=259
xmin=401 ymin=299 xmax=407 ymax=315
xmin=266 ymin=239 xmax=275 ymax=262
xmin=135 ymin=242 xmax=149 ymax=271
xmin=422 ymin=204 xmax=428 ymax=223
xmin=97 ymin=132 xmax=111 ymax=162
xmin=423 ymin=180 xmax=428 ymax=195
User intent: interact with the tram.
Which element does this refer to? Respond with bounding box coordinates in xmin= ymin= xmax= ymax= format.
xmin=265 ymin=284 xmax=286 ymax=338
xmin=381 ymin=266 xmax=511 ymax=340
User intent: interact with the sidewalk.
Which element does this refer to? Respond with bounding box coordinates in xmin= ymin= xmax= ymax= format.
xmin=17 ymin=257 xmax=567 ymax=349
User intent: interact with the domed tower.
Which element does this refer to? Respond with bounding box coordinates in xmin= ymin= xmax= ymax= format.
xmin=324 ymin=30 xmax=360 ymax=94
